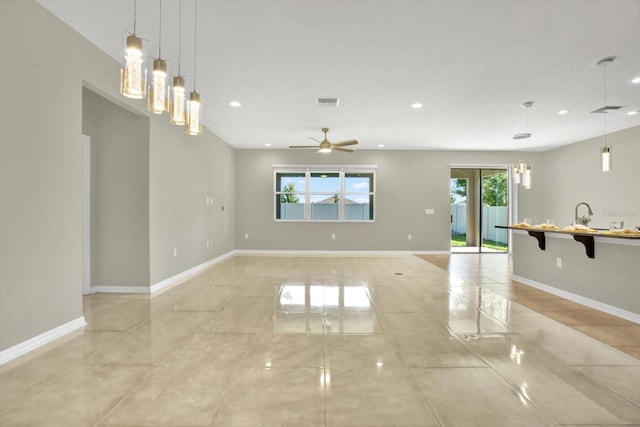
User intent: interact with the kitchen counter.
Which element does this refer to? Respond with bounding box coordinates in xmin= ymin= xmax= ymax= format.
xmin=497 ymin=225 xmax=640 ymax=258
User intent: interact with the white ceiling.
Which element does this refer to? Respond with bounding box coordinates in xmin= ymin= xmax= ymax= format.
xmin=37 ymin=0 xmax=640 ymax=152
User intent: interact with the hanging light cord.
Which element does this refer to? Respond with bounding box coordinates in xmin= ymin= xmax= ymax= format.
xmin=158 ymin=0 xmax=162 ymax=58
xmin=178 ymin=0 xmax=182 ymax=75
xmin=133 ymin=0 xmax=137 ymax=35
xmin=193 ymin=0 xmax=198 ymax=90
xmin=603 ymin=62 xmax=608 ymax=147
xmin=525 ymin=105 xmax=529 ymax=163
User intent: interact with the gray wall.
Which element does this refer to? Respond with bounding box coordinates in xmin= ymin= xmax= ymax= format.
xmin=82 ymin=88 xmax=150 ymax=288
xmin=540 ymin=126 xmax=640 ymax=229
xmin=0 ymin=1 xmax=235 ymax=351
xmin=513 ymin=234 xmax=640 ymax=315
xmin=149 ymin=117 xmax=236 ymax=285
xmin=1 ymin=0 xmax=85 ymax=350
xmin=235 ymin=149 xmax=543 ymax=251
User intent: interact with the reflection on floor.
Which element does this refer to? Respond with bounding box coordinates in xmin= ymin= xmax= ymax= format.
xmin=450 ymin=246 xmax=504 ymax=253
xmin=419 ymin=254 xmax=640 ymax=359
xmin=1 ymin=254 xmax=638 ymax=426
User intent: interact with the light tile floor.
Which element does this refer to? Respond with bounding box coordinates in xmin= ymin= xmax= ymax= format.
xmin=420 ymin=254 xmax=640 ymax=358
xmin=1 ymin=254 xmax=639 ymax=426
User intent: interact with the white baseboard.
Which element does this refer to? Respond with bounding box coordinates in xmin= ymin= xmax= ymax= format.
xmin=234 ymin=249 xmax=450 ymax=256
xmin=88 ymin=251 xmax=236 ymax=295
xmin=149 ymin=250 xmax=236 ymax=294
xmin=91 ymin=285 xmax=152 ymax=294
xmin=0 ymin=317 xmax=87 ymax=366
xmin=512 ymin=275 xmax=640 ymax=324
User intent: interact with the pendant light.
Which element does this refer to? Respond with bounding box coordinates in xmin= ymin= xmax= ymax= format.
xmin=120 ymin=0 xmax=147 ymax=99
xmin=597 ymin=56 xmax=615 ymax=172
xmin=186 ymin=0 xmax=203 ymax=136
xmin=148 ymin=0 xmax=169 ymax=114
xmin=170 ymin=0 xmax=187 ymax=126
xmin=513 ymin=101 xmax=533 ymax=189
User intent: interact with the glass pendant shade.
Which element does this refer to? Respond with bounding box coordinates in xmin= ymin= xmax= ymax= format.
xmin=513 ymin=161 xmax=532 ymax=188
xmin=148 ymin=58 xmax=169 ymax=114
xmin=601 ymin=146 xmax=611 ymax=172
xmin=518 ymin=160 xmax=526 ymax=172
xmin=595 ymin=57 xmax=615 ymax=172
xmin=186 ymin=91 xmax=203 ymax=136
xmin=120 ymin=34 xmax=146 ymax=99
xmin=170 ymin=76 xmax=186 ymax=125
xmin=514 ymin=165 xmax=521 ymax=184
xmin=523 ymin=165 xmax=532 ymax=189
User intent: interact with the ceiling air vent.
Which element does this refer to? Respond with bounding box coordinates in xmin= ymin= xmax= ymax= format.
xmin=316 ymin=97 xmax=340 ymax=107
xmin=590 ymin=105 xmax=624 ymax=113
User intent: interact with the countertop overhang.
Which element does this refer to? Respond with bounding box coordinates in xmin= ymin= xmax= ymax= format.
xmin=497 ymin=225 xmax=640 ymax=258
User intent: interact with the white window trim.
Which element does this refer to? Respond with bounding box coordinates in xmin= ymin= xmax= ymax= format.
xmin=274 ymin=165 xmax=377 ymax=223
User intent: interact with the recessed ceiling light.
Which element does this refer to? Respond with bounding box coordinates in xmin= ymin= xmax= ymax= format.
xmin=627 ymin=110 xmax=638 ymax=116
xmin=229 ymin=101 xmax=241 ymax=107
xmin=411 ymin=102 xmax=423 ymax=109
xmin=632 ymin=76 xmax=640 ymax=84
xmin=558 ymin=109 xmax=569 ymax=115
xmin=264 ymin=143 xmax=271 ymax=147
xmin=377 ymin=144 xmax=385 ymax=148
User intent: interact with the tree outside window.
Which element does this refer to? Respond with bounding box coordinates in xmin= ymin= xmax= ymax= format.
xmin=280 ymin=182 xmax=299 ymax=203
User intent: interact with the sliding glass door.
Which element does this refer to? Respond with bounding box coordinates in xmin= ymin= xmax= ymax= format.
xmin=450 ymin=168 xmax=509 ymax=253
xmin=480 ymin=169 xmax=508 ymax=252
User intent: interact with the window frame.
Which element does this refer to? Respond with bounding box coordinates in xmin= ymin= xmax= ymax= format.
xmin=273 ymin=165 xmax=377 ymax=223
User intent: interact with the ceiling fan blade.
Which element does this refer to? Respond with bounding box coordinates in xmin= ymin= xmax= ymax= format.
xmin=332 ymin=139 xmax=358 ymax=147
xmin=289 ymin=145 xmax=318 ymax=149
xmin=332 ymin=146 xmax=354 ymax=153
xmin=307 ymin=137 xmax=321 ymax=143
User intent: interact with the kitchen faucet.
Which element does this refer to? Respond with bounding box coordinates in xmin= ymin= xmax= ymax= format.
xmin=575 ymin=202 xmax=593 ymax=224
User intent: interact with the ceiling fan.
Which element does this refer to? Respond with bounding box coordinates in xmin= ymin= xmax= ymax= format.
xmin=289 ymin=128 xmax=358 ymax=153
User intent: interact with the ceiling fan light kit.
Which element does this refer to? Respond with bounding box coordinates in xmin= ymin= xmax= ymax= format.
xmin=289 ymin=128 xmax=358 ymax=154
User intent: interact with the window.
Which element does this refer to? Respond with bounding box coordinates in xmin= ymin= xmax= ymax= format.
xmin=275 ymin=171 xmax=306 ymax=220
xmin=274 ymin=166 xmax=376 ymax=222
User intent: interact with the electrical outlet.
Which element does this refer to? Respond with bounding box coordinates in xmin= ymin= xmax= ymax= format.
xmin=556 ymin=257 xmax=562 ymax=268
xmin=408 ymin=234 xmax=412 ymax=240
xmin=244 ymin=233 xmax=249 ymax=240
xmin=425 ymin=208 xmax=435 ymax=215
xmin=331 ymin=233 xmax=336 ymax=240
xmin=173 ymin=248 xmax=178 ymax=258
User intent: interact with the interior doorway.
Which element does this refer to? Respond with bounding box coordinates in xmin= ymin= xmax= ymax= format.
xmin=450 ymin=168 xmax=509 ymax=253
